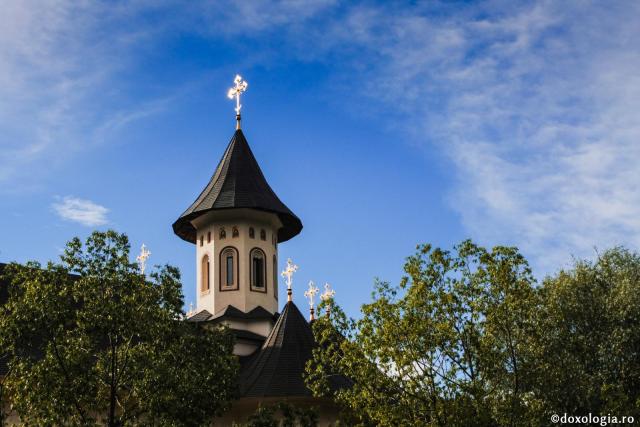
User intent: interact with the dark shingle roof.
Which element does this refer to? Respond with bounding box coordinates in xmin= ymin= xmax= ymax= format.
xmin=186 ymin=309 xmax=213 ymax=322
xmin=238 ymin=301 xmax=315 ymax=397
xmin=212 ymin=305 xmax=277 ymax=322
xmin=230 ymin=328 xmax=267 ymax=343
xmin=173 ymin=129 xmax=303 ymax=244
xmin=187 ymin=305 xmax=278 ymax=323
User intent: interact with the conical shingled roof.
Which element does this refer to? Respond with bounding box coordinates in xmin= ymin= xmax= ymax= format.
xmin=173 ymin=129 xmax=303 ymax=244
xmin=239 ymin=301 xmax=315 ymax=397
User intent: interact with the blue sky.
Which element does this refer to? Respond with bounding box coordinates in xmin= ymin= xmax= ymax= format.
xmin=1 ymin=1 xmax=639 ymax=317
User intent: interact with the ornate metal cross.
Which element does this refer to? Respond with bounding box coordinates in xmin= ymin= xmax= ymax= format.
xmin=227 ymin=74 xmax=248 ymax=128
xmin=304 ymin=280 xmax=319 ymax=320
xmin=320 ymin=283 xmax=336 ymax=302
xmin=136 ymin=244 xmax=151 ymax=274
xmin=280 ymin=258 xmax=298 ymax=301
xmin=281 ymin=258 xmax=298 ymax=301
xmin=304 ymin=281 xmax=319 ymax=307
xmin=320 ymin=283 xmax=336 ymax=317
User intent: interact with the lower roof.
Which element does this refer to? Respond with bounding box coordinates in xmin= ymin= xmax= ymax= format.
xmin=238 ymin=301 xmax=315 ymax=397
xmin=187 ymin=305 xmax=278 ymax=323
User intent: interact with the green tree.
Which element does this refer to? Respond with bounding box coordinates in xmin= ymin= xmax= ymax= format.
xmin=308 ymin=242 xmax=640 ymax=426
xmin=0 ymin=342 xmax=9 ymax=425
xmin=306 ymin=240 xmax=539 ymax=427
xmin=234 ymin=402 xmax=319 ymax=427
xmin=530 ymin=247 xmax=640 ymax=421
xmin=0 ymin=358 xmax=8 ymax=426
xmin=0 ymin=230 xmax=238 ymax=426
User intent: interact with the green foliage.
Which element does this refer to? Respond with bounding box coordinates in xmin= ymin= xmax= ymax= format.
xmin=0 ymin=230 xmax=238 ymax=426
xmin=307 ymin=241 xmax=640 ymax=426
xmin=0 ymin=338 xmax=8 ymax=426
xmin=234 ymin=402 xmax=318 ymax=427
xmin=529 ymin=248 xmax=640 ymax=421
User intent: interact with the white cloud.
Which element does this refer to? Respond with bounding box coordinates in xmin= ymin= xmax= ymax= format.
xmin=196 ymin=0 xmax=337 ymax=33
xmin=437 ymin=2 xmax=640 ymax=273
xmin=52 ymin=196 xmax=109 ymax=227
xmin=0 ymin=0 xmax=171 ymax=187
xmin=262 ymin=0 xmax=640 ymax=274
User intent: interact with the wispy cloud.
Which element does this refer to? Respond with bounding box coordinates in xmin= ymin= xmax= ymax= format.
xmin=0 ymin=0 xmax=172 ymax=188
xmin=236 ymin=0 xmax=640 ymax=273
xmin=195 ymin=0 xmax=337 ymax=33
xmin=430 ymin=2 xmax=640 ymax=272
xmin=52 ymin=196 xmax=109 ymax=227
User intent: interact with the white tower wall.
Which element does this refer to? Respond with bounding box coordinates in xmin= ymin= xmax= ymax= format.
xmin=192 ymin=208 xmax=282 ymax=316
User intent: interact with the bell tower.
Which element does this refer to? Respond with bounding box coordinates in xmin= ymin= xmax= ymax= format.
xmin=172 ymin=75 xmax=303 ymax=334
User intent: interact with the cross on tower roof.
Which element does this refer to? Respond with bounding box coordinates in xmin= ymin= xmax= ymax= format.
xmin=281 ymin=258 xmax=298 ymax=302
xmin=136 ymin=244 xmax=151 ymax=274
xmin=304 ymin=280 xmax=319 ymax=321
xmin=320 ymin=283 xmax=336 ymax=317
xmin=320 ymin=283 xmax=335 ymax=302
xmin=227 ymin=74 xmax=248 ymax=129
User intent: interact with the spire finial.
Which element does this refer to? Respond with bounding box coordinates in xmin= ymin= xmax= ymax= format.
xmin=281 ymin=258 xmax=298 ymax=302
xmin=187 ymin=302 xmax=194 ymax=317
xmin=136 ymin=244 xmax=151 ymax=274
xmin=227 ymin=74 xmax=248 ymax=130
xmin=304 ymin=280 xmax=319 ymax=321
xmin=320 ymin=282 xmax=336 ymax=316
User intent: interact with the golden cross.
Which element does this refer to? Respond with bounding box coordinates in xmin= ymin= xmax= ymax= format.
xmin=304 ymin=280 xmax=319 ymax=320
xmin=320 ymin=283 xmax=335 ymax=302
xmin=281 ymin=258 xmax=298 ymax=301
xmin=304 ymin=280 xmax=319 ymax=307
xmin=227 ymin=74 xmax=248 ymax=129
xmin=136 ymin=244 xmax=151 ymax=274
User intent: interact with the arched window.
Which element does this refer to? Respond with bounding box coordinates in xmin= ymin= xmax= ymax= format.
xmin=273 ymin=255 xmax=278 ymax=300
xmin=219 ymin=247 xmax=238 ymax=291
xmin=201 ymin=254 xmax=210 ymax=293
xmin=250 ymin=248 xmax=267 ymax=292
xmin=207 ymin=231 xmax=211 ymax=243
xmin=260 ymin=229 xmax=266 ymax=241
xmin=219 ymin=227 xmax=226 ymax=239
xmin=199 ymin=235 xmax=204 ymax=247
xmin=232 ymin=226 xmax=239 ymax=238
xmin=249 ymin=227 xmax=255 ymax=239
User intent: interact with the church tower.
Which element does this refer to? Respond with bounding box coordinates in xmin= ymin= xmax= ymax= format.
xmin=172 ymin=76 xmax=302 ymax=344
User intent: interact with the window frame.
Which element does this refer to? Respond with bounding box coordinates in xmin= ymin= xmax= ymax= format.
xmin=219 ymin=246 xmax=239 ymax=291
xmin=273 ymin=254 xmax=278 ymax=300
xmin=201 ymin=254 xmax=210 ymax=294
xmin=249 ymin=247 xmax=267 ymax=293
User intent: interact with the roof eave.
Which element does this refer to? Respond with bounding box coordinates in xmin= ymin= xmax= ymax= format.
xmin=172 ymin=208 xmax=302 ymax=244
